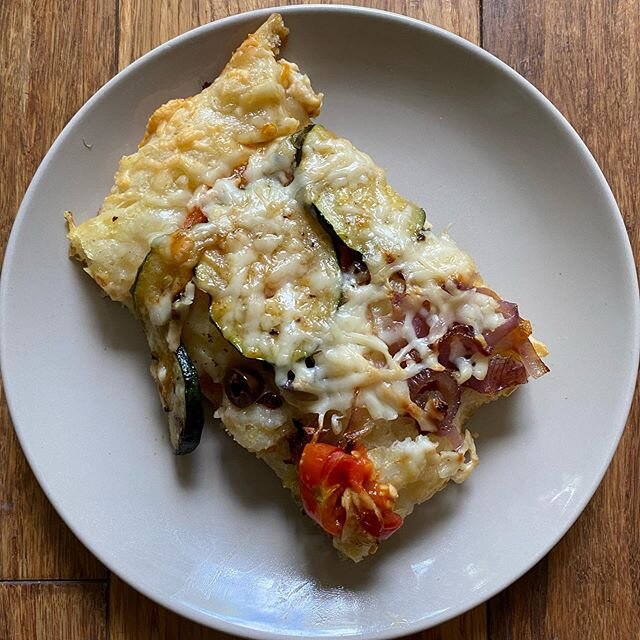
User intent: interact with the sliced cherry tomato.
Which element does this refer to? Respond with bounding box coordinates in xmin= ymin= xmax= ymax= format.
xmin=299 ymin=443 xmax=403 ymax=540
xmin=356 ymin=485 xmax=404 ymax=540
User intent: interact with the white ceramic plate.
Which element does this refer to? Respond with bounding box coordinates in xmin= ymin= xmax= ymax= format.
xmin=1 ymin=5 xmax=638 ymax=638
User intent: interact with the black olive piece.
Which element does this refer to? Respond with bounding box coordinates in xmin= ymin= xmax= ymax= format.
xmin=354 ymin=267 xmax=371 ymax=286
xmin=305 ymin=356 xmax=315 ymax=368
xmin=257 ymin=392 xmax=284 ymax=409
xmin=287 ymin=370 xmax=295 ymax=381
xmin=224 ymin=368 xmax=264 ymax=408
xmin=337 ymin=244 xmax=371 ymax=285
xmin=352 ymin=259 xmax=367 ymax=274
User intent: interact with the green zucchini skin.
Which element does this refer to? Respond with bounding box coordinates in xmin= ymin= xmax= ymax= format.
xmin=131 ymin=234 xmax=205 ymax=455
xmin=172 ymin=344 xmax=204 ymax=454
xmin=291 ymin=124 xmax=314 ymax=166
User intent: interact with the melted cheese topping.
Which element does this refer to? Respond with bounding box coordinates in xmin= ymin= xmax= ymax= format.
xmin=192 ymin=167 xmax=340 ymax=365
xmin=275 ymin=273 xmax=501 ymax=423
xmin=366 ymin=431 xmax=478 ymax=516
xmin=284 ymin=131 xmax=506 ymax=426
xmin=67 ymin=14 xmax=322 ymax=307
xmin=184 ymin=130 xmax=510 ymax=430
xmin=215 ymin=397 xmax=294 ymax=453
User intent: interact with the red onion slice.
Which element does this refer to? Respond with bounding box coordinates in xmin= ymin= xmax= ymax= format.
xmin=464 ymin=355 xmax=528 ymax=394
xmin=437 ymin=420 xmax=464 ymax=451
xmin=408 ymin=369 xmax=463 ymax=449
xmin=449 ymin=282 xmax=548 ymax=391
xmin=517 ymin=339 xmax=550 ymax=379
xmin=473 ymin=286 xmax=500 ymax=300
xmin=484 ymin=300 xmax=520 ymax=348
xmin=437 ymin=324 xmax=487 ymax=368
xmin=412 ymin=310 xmax=430 ymax=339
xmin=456 ymin=285 xmax=521 ymax=349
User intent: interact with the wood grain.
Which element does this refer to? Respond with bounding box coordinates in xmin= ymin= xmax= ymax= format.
xmin=118 ymin=0 xmax=479 ymax=69
xmin=420 ymin=605 xmax=487 ymax=640
xmin=0 ymin=581 xmax=107 ymax=640
xmin=484 ymin=1 xmax=640 ymax=638
xmin=0 ymin=0 xmax=113 ymax=581
xmin=108 ymin=575 xmax=237 ymax=640
xmin=1 ymin=0 xmax=638 ymax=637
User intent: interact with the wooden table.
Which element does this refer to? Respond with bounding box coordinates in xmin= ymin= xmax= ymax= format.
xmin=1 ymin=1 xmax=638 ymax=637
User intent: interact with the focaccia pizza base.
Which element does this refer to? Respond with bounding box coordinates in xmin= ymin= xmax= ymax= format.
xmin=67 ymin=15 xmax=548 ymax=561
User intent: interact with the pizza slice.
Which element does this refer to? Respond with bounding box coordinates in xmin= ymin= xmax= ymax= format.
xmin=66 ymin=15 xmax=323 ymax=452
xmin=67 ymin=15 xmax=548 ymax=560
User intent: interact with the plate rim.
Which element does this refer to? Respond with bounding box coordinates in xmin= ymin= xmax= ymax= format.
xmin=1 ymin=4 xmax=639 ymax=639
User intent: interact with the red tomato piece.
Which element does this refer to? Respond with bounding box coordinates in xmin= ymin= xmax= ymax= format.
xmin=299 ymin=443 xmax=403 ymax=540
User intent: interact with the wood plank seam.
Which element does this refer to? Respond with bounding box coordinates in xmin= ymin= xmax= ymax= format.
xmin=0 ymin=580 xmax=108 ymax=585
xmin=115 ymin=0 xmax=120 ymax=71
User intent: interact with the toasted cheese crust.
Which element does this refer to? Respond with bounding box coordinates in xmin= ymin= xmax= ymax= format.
xmin=67 ymin=14 xmax=322 ymax=307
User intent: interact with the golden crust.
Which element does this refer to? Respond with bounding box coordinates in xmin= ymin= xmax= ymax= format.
xmin=67 ymin=14 xmax=322 ymax=307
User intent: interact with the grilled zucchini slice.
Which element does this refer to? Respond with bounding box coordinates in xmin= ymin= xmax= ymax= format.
xmin=132 ymin=230 xmax=205 ymax=454
xmin=297 ymin=125 xmax=426 ymax=266
xmin=194 ymin=177 xmax=341 ymax=366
